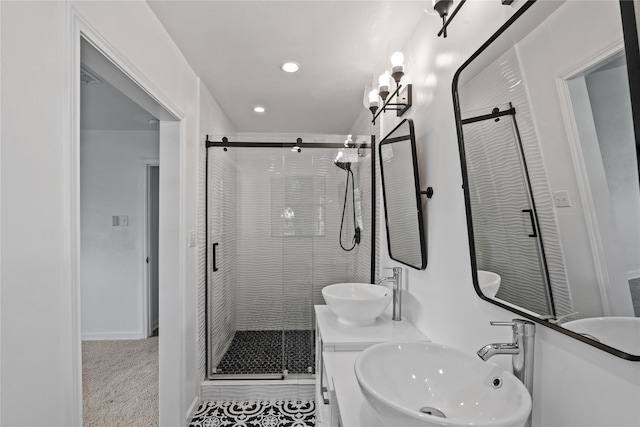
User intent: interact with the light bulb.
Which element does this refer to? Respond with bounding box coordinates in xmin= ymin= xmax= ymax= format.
xmin=378 ymin=72 xmax=391 ymax=87
xmin=254 ymin=106 xmax=266 ymax=113
xmin=378 ymin=72 xmax=391 ymax=101
xmin=390 ymin=52 xmax=405 ymax=84
xmin=368 ymin=89 xmax=379 ymax=107
xmin=390 ymin=52 xmax=404 ymax=67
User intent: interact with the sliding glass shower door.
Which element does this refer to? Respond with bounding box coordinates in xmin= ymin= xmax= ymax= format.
xmin=462 ymin=105 xmax=554 ymax=315
xmin=206 ymin=136 xmax=374 ymax=379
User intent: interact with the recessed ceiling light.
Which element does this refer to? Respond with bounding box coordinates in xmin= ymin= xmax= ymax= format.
xmin=254 ymin=106 xmax=266 ymax=113
xmin=281 ymin=62 xmax=300 ymax=73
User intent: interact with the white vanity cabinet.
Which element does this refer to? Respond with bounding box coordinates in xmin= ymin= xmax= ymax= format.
xmin=314 ymin=305 xmax=429 ymax=427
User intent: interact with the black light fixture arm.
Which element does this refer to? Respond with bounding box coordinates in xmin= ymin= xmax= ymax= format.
xmin=371 ymin=83 xmax=412 ymax=125
xmin=437 ymin=0 xmax=466 ymax=38
xmin=437 ymin=0 xmax=513 ymax=38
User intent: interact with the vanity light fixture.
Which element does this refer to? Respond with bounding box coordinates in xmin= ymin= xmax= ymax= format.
xmin=367 ymin=52 xmax=412 ymax=125
xmin=435 ymin=0 xmax=512 ymax=38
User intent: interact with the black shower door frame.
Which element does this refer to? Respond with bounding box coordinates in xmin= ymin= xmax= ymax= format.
xmin=204 ymin=136 xmax=376 ymax=380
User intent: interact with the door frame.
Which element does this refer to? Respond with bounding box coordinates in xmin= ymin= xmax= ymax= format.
xmin=555 ymin=38 xmax=628 ymax=316
xmin=143 ymin=161 xmax=160 ymax=338
xmin=69 ymin=8 xmax=187 ymax=425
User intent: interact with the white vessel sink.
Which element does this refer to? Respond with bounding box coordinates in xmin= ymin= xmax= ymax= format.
xmin=355 ymin=341 xmax=531 ymax=427
xmin=478 ymin=270 xmax=501 ymax=297
xmin=563 ymin=317 xmax=640 ymax=355
xmin=322 ymin=283 xmax=391 ymax=326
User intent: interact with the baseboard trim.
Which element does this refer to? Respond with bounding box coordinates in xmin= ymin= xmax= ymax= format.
xmin=200 ymin=379 xmax=315 ymax=402
xmin=186 ymin=395 xmax=201 ymax=423
xmin=81 ymin=332 xmax=146 ymax=340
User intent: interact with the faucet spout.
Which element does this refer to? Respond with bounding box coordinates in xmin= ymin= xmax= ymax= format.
xmin=375 ymin=277 xmax=392 ymax=285
xmin=477 ymin=342 xmax=520 ymax=361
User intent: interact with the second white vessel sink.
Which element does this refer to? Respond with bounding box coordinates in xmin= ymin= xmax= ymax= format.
xmin=355 ymin=341 xmax=531 ymax=427
xmin=563 ymin=316 xmax=640 ymax=355
xmin=322 ymin=283 xmax=391 ymax=326
xmin=478 ymin=270 xmax=501 ymax=297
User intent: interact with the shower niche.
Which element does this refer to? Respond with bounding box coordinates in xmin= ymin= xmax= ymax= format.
xmin=205 ymin=134 xmax=376 ymax=379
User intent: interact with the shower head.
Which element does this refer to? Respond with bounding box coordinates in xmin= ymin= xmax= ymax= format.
xmin=334 ymin=159 xmax=351 ymax=171
xmin=334 ymin=150 xmax=351 ymax=171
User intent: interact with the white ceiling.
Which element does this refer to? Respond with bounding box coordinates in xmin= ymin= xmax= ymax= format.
xmin=80 ymin=73 xmax=159 ymax=131
xmin=147 ymin=0 xmax=430 ymax=134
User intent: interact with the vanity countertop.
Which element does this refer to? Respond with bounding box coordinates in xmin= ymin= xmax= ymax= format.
xmin=315 ymin=305 xmax=429 ymax=350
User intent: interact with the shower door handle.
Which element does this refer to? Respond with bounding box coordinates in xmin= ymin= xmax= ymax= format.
xmin=522 ymin=209 xmax=537 ymax=238
xmin=212 ymin=243 xmax=219 ymax=272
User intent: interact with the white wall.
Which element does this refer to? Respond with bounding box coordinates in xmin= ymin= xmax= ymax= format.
xmin=360 ymin=1 xmax=640 ymax=425
xmin=80 ymin=130 xmax=159 ymax=339
xmin=1 ymin=2 xmax=70 ymax=424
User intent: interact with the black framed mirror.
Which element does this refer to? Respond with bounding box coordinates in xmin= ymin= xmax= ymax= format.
xmin=453 ymin=0 xmax=640 ymax=361
xmin=379 ymin=119 xmax=427 ymax=270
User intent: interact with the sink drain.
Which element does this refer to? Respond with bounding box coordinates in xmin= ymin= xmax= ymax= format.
xmin=491 ymin=376 xmax=503 ymax=389
xmin=420 ymin=407 xmax=446 ymax=418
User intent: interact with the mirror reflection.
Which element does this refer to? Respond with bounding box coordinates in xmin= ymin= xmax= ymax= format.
xmin=379 ymin=119 xmax=427 ymax=270
xmin=455 ymin=0 xmax=640 ymax=358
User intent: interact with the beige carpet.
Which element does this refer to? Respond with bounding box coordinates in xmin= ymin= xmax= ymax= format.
xmin=82 ymin=337 xmax=159 ymax=426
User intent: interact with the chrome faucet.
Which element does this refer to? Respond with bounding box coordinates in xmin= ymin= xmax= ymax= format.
xmin=375 ymin=267 xmax=402 ymax=321
xmin=477 ymin=319 xmax=535 ymax=427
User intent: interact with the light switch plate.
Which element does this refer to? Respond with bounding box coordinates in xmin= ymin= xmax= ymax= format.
xmin=553 ymin=190 xmax=571 ymax=208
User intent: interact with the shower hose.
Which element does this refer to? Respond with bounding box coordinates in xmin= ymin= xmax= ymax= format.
xmin=339 ymin=168 xmax=361 ymax=251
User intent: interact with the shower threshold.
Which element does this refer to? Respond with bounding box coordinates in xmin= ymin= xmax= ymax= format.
xmin=210 ymin=330 xmax=315 ymax=379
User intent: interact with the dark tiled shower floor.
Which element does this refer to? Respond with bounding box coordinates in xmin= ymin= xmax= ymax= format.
xmin=214 ymin=330 xmax=315 ymax=375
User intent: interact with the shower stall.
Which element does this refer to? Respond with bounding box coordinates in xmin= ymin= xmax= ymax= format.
xmin=205 ymin=134 xmax=376 ymax=379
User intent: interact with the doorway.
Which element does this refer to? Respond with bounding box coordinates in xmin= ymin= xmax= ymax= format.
xmin=566 ymin=51 xmax=638 ymax=317
xmin=79 ymin=38 xmax=162 ymax=425
xmin=147 ymin=164 xmax=160 ymax=337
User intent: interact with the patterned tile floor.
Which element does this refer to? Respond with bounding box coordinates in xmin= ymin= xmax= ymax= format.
xmin=189 ymin=400 xmax=315 ymax=427
xmin=214 ymin=330 xmax=315 ymax=375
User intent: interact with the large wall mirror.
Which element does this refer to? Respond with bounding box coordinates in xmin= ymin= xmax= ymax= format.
xmin=379 ymin=119 xmax=427 ymax=269
xmin=454 ymin=0 xmax=640 ymax=360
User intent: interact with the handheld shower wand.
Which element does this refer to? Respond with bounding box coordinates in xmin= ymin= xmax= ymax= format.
xmin=335 ymin=155 xmax=360 ymax=251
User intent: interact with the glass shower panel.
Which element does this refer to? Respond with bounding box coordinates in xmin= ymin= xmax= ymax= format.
xmin=208 ymin=145 xmax=286 ymax=377
xmin=462 ymin=107 xmax=552 ymax=315
xmin=207 ymin=146 xmax=239 ymax=376
xmin=235 ymin=146 xmax=286 ymax=376
xmin=280 ymin=148 xmax=316 ymax=375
